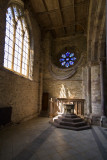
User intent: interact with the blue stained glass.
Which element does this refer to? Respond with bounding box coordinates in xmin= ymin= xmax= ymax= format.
xmin=13 ymin=7 xmax=18 ymax=20
xmin=62 ymin=54 xmax=66 ymax=58
xmin=61 ymin=61 xmax=66 ymax=66
xmin=73 ymin=57 xmax=76 ymax=60
xmin=70 ymin=53 xmax=74 ymax=57
xmin=66 ymin=52 xmax=70 ymax=57
xmin=65 ymin=62 xmax=69 ymax=67
xmin=71 ymin=57 xmax=76 ymax=61
xmin=70 ymin=58 xmax=73 ymax=60
xmin=69 ymin=61 xmax=74 ymax=65
xmin=66 ymin=58 xmax=69 ymax=61
xmin=59 ymin=51 xmax=76 ymax=67
xmin=7 ymin=8 xmax=12 ymax=21
xmin=59 ymin=58 xmax=65 ymax=62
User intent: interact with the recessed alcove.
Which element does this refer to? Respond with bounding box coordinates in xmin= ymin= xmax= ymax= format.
xmin=51 ymin=46 xmax=81 ymax=69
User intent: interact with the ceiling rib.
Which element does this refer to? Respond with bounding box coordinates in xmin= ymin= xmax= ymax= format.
xmin=42 ymin=19 xmax=86 ymax=32
xmin=71 ymin=0 xmax=76 ymax=34
xmin=42 ymin=0 xmax=56 ymax=37
xmin=73 ymin=0 xmax=76 ymax=33
xmin=29 ymin=0 xmax=89 ymax=37
xmin=35 ymin=0 xmax=89 ymax=15
xmin=57 ymin=0 xmax=66 ymax=34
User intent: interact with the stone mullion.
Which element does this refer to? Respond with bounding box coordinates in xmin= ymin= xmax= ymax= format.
xmin=20 ymin=30 xmax=24 ymax=74
xmin=11 ymin=22 xmax=16 ymax=70
xmin=11 ymin=6 xmax=16 ymax=70
xmin=27 ymin=36 xmax=30 ymax=77
xmin=19 ymin=12 xmax=24 ymax=74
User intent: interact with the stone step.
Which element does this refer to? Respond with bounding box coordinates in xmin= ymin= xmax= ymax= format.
xmin=50 ymin=120 xmax=91 ymax=131
xmin=50 ymin=113 xmax=91 ymax=131
xmin=55 ymin=119 xmax=86 ymax=127
xmin=58 ymin=116 xmax=83 ymax=122
xmin=63 ymin=114 xmax=78 ymax=118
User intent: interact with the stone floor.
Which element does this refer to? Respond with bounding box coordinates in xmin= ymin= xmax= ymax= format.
xmin=0 ymin=117 xmax=107 ymax=160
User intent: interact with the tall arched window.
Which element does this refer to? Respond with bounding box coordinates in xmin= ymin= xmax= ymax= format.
xmin=4 ymin=2 xmax=33 ymax=79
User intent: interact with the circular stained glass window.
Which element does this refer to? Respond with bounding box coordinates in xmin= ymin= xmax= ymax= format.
xmin=59 ymin=52 xmax=76 ymax=68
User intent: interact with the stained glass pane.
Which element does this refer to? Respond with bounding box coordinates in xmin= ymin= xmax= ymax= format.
xmin=65 ymin=62 xmax=69 ymax=67
xmin=66 ymin=58 xmax=69 ymax=61
xmin=4 ymin=7 xmax=13 ymax=69
xmin=6 ymin=7 xmax=12 ymax=22
xmin=59 ymin=51 xmax=76 ymax=67
xmin=73 ymin=57 xmax=76 ymax=60
xmin=66 ymin=52 xmax=70 ymax=57
xmin=61 ymin=54 xmax=66 ymax=58
xmin=70 ymin=53 xmax=74 ymax=57
xmin=22 ymin=30 xmax=29 ymax=76
xmin=69 ymin=61 xmax=74 ymax=65
xmin=13 ymin=6 xmax=19 ymax=21
xmin=14 ymin=20 xmax=22 ymax=73
xmin=22 ymin=19 xmax=26 ymax=31
xmin=59 ymin=58 xmax=65 ymax=62
xmin=4 ymin=5 xmax=33 ymax=79
xmin=61 ymin=61 xmax=66 ymax=66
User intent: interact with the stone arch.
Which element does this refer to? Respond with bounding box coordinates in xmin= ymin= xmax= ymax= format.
xmin=87 ymin=0 xmax=105 ymax=62
xmin=98 ymin=13 xmax=106 ymax=59
xmin=91 ymin=0 xmax=105 ymax=61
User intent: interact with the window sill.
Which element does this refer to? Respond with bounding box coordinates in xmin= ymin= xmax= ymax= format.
xmin=0 ymin=66 xmax=33 ymax=81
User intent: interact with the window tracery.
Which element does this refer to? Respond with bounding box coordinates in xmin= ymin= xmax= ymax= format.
xmin=4 ymin=4 xmax=33 ymax=79
xmin=59 ymin=52 xmax=76 ymax=68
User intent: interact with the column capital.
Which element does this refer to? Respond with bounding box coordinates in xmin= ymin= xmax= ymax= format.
xmin=99 ymin=57 xmax=106 ymax=63
xmin=87 ymin=61 xmax=100 ymax=67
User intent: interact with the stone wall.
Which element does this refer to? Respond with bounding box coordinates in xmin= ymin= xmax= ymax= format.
xmin=42 ymin=34 xmax=87 ymax=101
xmin=87 ymin=0 xmax=106 ymax=122
xmin=0 ymin=0 xmax=42 ymax=123
xmin=91 ymin=65 xmax=102 ymax=116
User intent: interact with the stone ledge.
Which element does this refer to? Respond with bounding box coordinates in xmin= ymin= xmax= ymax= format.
xmin=84 ymin=114 xmax=101 ymax=126
xmin=100 ymin=116 xmax=107 ymax=127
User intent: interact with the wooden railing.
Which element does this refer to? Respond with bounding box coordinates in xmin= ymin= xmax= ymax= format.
xmin=49 ymin=98 xmax=85 ymax=117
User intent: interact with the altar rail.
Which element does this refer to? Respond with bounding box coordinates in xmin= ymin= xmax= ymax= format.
xmin=57 ymin=98 xmax=85 ymax=116
xmin=49 ymin=98 xmax=85 ymax=117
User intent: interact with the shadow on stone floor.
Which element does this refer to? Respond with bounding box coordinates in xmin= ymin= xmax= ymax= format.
xmin=98 ymin=127 xmax=107 ymax=139
xmin=12 ymin=126 xmax=55 ymax=160
xmin=91 ymin=127 xmax=107 ymax=160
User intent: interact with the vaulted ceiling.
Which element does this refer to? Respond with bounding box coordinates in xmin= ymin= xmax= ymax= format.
xmin=26 ymin=0 xmax=90 ymax=38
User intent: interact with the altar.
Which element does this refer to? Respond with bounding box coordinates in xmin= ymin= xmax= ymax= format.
xmin=57 ymin=98 xmax=85 ymax=116
xmin=49 ymin=98 xmax=85 ymax=117
xmin=64 ymin=104 xmax=74 ymax=114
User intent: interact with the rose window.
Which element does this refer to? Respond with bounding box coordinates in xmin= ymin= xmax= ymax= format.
xmin=59 ymin=52 xmax=76 ymax=68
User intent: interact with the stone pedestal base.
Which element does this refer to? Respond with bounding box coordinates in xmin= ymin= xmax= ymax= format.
xmin=100 ymin=116 xmax=107 ymax=127
xmin=84 ymin=114 xmax=103 ymax=126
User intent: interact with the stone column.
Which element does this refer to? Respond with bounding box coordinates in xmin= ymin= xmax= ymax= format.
xmin=49 ymin=98 xmax=53 ymax=117
xmin=91 ymin=63 xmax=102 ymax=116
xmin=100 ymin=58 xmax=107 ymax=126
xmin=87 ymin=65 xmax=92 ymax=115
xmin=38 ymin=72 xmax=43 ymax=114
xmin=100 ymin=60 xmax=105 ymax=116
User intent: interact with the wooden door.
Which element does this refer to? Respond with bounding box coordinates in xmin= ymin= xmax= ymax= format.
xmin=42 ymin=92 xmax=49 ymax=111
